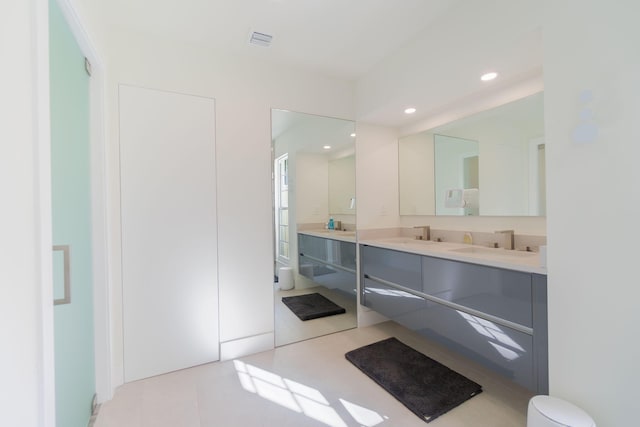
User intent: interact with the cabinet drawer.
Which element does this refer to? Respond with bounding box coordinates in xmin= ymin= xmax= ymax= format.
xmin=422 ymin=256 xmax=532 ymax=328
xmin=299 ymin=234 xmax=357 ymax=270
xmin=361 ymin=245 xmax=422 ymax=293
xmin=298 ymin=234 xmax=327 ymax=261
xmin=299 ymin=254 xmax=356 ymax=296
xmin=362 ymin=278 xmax=427 ymax=331
xmin=420 ymin=301 xmax=535 ymax=391
xmin=331 ymin=240 xmax=356 ymax=271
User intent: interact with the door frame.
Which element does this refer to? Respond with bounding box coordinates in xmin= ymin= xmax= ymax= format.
xmin=40 ymin=1 xmax=111 ymax=423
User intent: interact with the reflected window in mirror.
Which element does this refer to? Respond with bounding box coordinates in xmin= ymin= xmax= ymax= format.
xmin=275 ymin=153 xmax=289 ymax=263
xmin=399 ymin=91 xmax=545 ymax=217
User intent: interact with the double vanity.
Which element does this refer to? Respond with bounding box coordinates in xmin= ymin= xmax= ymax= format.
xmin=298 ymin=230 xmax=548 ymax=394
xmin=285 ymin=90 xmax=548 ymax=395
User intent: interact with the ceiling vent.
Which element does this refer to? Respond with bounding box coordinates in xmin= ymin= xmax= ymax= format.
xmin=249 ymin=31 xmax=273 ymax=47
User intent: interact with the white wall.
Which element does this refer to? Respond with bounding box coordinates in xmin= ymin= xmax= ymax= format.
xmin=478 ymin=127 xmax=529 ymax=216
xmin=544 ymin=1 xmax=640 ymax=425
xmin=0 ymin=0 xmax=54 ymax=426
xmin=328 ymin=155 xmax=356 ymax=215
xmin=82 ymin=26 xmax=354 ymax=385
xmin=296 ymin=153 xmax=329 ymax=224
xmin=355 ymin=123 xmax=401 ymax=230
xmin=398 ymin=132 xmax=435 ymax=215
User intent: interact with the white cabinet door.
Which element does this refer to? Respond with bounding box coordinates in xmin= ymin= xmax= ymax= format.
xmin=119 ymin=85 xmax=218 ymax=382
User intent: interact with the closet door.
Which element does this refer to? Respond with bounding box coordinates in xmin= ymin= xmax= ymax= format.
xmin=119 ymin=85 xmax=218 ymax=382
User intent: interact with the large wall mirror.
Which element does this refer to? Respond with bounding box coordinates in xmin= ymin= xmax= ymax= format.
xmin=272 ymin=109 xmax=357 ymax=347
xmin=399 ymin=91 xmax=546 ymax=216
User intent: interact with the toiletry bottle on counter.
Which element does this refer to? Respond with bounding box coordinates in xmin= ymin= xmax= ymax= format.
xmin=328 ymin=217 xmax=334 ymax=230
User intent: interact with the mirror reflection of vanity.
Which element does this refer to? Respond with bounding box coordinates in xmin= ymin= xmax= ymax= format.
xmin=399 ymin=92 xmax=546 ymax=216
xmin=271 ymin=109 xmax=357 ymax=347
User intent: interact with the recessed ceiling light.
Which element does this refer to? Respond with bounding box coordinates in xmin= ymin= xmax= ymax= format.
xmin=481 ymin=72 xmax=498 ymax=81
xmin=404 ymin=107 xmax=417 ymax=114
xmin=323 ymin=145 xmax=331 ymax=150
xmin=350 ymin=133 xmax=356 ymax=138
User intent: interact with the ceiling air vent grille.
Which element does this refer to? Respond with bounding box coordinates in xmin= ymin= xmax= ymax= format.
xmin=249 ymin=31 xmax=273 ymax=47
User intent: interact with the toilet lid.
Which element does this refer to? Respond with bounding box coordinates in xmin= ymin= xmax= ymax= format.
xmin=530 ymin=396 xmax=595 ymax=426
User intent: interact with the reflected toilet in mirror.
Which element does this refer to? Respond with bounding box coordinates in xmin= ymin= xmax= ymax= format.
xmin=272 ymin=109 xmax=357 ymax=347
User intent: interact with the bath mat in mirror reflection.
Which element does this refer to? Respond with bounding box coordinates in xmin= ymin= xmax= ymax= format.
xmin=281 ymin=292 xmax=346 ymax=321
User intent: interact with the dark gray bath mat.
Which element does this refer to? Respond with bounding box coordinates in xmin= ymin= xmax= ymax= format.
xmin=345 ymin=337 xmax=482 ymax=423
xmin=281 ymin=293 xmax=346 ymax=321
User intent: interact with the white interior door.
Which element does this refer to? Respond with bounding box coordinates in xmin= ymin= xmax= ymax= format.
xmin=119 ymin=85 xmax=219 ymax=382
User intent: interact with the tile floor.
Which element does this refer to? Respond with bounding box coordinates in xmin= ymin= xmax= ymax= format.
xmin=275 ymin=285 xmax=357 ymax=347
xmin=95 ymin=321 xmax=533 ymax=427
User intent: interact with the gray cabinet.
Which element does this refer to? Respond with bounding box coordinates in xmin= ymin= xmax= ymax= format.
xmin=359 ymin=246 xmax=422 ymax=292
xmin=419 ymin=300 xmax=535 ymax=389
xmin=422 ymin=256 xmax=533 ymax=327
xmin=361 ymin=244 xmax=548 ymax=394
xmin=362 ymin=276 xmax=427 ymax=331
xmin=298 ymin=234 xmax=357 ymax=297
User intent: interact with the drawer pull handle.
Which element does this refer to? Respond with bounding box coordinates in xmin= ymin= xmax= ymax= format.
xmin=364 ymin=273 xmax=533 ymax=335
xmin=300 ymin=253 xmax=356 ymax=274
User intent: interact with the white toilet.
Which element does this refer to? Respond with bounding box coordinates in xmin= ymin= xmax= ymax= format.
xmin=527 ymin=395 xmax=596 ymax=427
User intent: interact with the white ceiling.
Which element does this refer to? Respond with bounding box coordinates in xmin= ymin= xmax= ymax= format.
xmin=98 ymin=0 xmax=542 ymax=129
xmin=100 ymin=0 xmax=459 ymax=80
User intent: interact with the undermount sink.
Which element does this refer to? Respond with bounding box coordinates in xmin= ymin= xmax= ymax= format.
xmin=451 ymin=246 xmax=537 ymax=258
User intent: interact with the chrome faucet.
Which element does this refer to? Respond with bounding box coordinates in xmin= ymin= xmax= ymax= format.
xmin=494 ymin=229 xmax=515 ymax=250
xmin=413 ymin=225 xmax=430 ymax=241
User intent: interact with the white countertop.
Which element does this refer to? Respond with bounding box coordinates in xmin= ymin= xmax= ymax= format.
xmin=298 ymin=229 xmax=357 ymax=243
xmin=359 ymin=236 xmax=547 ymax=275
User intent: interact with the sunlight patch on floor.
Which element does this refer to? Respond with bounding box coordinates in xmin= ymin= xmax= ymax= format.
xmin=234 ymin=360 xmax=385 ymax=427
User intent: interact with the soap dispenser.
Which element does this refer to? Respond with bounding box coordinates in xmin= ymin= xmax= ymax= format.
xmin=328 ymin=217 xmax=335 ymax=230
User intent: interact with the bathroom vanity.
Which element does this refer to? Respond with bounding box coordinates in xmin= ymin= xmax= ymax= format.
xmin=359 ymin=238 xmax=548 ymax=394
xmin=298 ymin=230 xmax=357 ymax=298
